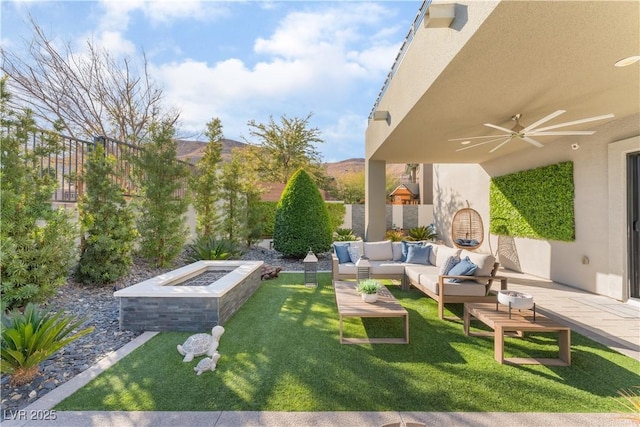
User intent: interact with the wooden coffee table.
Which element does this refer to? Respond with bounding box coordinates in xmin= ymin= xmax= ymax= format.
xmin=464 ymin=302 xmax=571 ymax=366
xmin=334 ymin=281 xmax=409 ymax=344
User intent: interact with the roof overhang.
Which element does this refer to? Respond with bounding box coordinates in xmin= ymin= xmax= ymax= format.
xmin=366 ymin=0 xmax=640 ymax=164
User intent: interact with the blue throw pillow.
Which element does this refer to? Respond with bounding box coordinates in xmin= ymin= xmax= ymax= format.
xmin=405 ymin=244 xmax=432 ymax=265
xmin=439 ymin=255 xmax=460 ymax=275
xmin=333 ymin=243 xmax=351 ymax=264
xmin=447 ymin=256 xmax=477 ymax=283
xmin=401 ymin=241 xmax=425 ymax=262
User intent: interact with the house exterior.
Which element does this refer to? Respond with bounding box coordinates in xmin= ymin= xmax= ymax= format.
xmin=364 ymin=1 xmax=640 ymax=302
xmin=389 ymin=183 xmax=420 ymax=205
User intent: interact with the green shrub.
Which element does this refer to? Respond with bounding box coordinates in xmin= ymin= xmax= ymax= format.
xmin=0 ymin=79 xmax=76 ymax=311
xmin=406 ymin=225 xmax=436 ymax=241
xmin=490 ymin=161 xmax=575 ymax=241
xmin=326 ymin=202 xmax=346 ymax=232
xmin=273 ymin=169 xmax=332 ymax=258
xmin=186 ymin=236 xmax=243 ymax=262
xmin=333 ymin=228 xmax=358 ymax=241
xmin=1 ymin=303 xmax=94 ymax=386
xmin=257 ymin=201 xmax=278 ymax=237
xmin=76 ymin=143 xmax=138 ymax=284
xmin=134 ymin=120 xmax=190 ymax=267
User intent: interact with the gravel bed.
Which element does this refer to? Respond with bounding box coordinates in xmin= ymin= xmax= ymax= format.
xmin=0 ymin=248 xmax=332 ymax=418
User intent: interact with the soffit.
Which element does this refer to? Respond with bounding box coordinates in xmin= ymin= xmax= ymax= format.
xmin=369 ymin=0 xmax=640 ymax=164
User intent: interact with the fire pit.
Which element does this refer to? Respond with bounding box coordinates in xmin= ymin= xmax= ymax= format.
xmin=114 ymin=260 xmax=262 ymax=332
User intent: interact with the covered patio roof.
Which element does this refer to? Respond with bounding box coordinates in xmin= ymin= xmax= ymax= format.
xmin=366 ymin=0 xmax=640 ymax=164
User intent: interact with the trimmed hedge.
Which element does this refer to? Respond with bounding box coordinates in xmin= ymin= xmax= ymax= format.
xmin=490 ymin=161 xmax=575 ymax=241
xmin=273 ymin=169 xmax=332 ymax=257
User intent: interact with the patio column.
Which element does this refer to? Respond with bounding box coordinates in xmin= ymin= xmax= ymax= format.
xmin=365 ymin=158 xmax=386 ymax=242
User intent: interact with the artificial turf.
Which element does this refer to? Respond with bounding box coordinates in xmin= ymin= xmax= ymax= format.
xmin=55 ymin=273 xmax=640 ymax=413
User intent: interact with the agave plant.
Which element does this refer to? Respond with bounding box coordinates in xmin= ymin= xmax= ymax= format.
xmin=385 ymin=229 xmax=404 ymax=242
xmin=406 ymin=225 xmax=436 ymax=241
xmin=1 ymin=303 xmax=94 ymax=386
xmin=186 ymin=236 xmax=243 ymax=262
xmin=333 ymin=228 xmax=358 ymax=242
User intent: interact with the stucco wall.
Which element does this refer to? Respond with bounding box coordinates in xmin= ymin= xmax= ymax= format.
xmin=433 ymin=114 xmax=640 ymax=300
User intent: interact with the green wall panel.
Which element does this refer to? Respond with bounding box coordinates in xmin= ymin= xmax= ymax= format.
xmin=490 ymin=161 xmax=575 ymax=241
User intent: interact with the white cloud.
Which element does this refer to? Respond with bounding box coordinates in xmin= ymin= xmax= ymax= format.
xmin=94 ymin=30 xmax=136 ymax=56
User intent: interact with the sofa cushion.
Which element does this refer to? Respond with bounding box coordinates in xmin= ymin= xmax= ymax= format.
xmin=405 ymin=265 xmax=438 ymax=285
xmin=435 ymin=245 xmax=461 ymax=267
xmin=370 ymin=261 xmax=406 ymax=275
xmin=405 ymin=244 xmax=432 ymax=265
xmin=364 ymin=240 xmax=393 ymax=261
xmin=460 ymin=250 xmax=496 ymax=277
xmin=427 ymin=243 xmax=438 ymax=265
xmin=348 ymin=246 xmax=361 ymax=263
xmin=333 ymin=243 xmax=351 ymax=264
xmin=337 ymin=263 xmax=357 ymax=275
xmin=392 ymin=242 xmax=403 ymax=261
xmin=447 ymin=256 xmax=478 ymax=283
xmin=419 ymin=274 xmax=487 ymax=296
xmin=439 ymin=255 xmax=460 ymax=275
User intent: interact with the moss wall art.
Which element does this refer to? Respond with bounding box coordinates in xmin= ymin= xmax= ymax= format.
xmin=489 ymin=161 xmax=575 ymax=241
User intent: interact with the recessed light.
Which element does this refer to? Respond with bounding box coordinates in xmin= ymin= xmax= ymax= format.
xmin=460 ymin=140 xmax=471 ymax=145
xmin=614 ymin=56 xmax=640 ymax=67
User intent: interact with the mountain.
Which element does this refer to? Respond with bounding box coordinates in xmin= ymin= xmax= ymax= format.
xmin=176 ymin=139 xmax=408 ymax=182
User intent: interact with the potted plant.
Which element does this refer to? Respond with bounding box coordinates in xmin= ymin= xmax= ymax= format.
xmin=356 ymin=279 xmax=382 ymax=303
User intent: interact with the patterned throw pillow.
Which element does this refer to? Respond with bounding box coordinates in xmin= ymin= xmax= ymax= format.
xmin=439 ymin=255 xmax=460 ymax=275
xmin=447 ymin=256 xmax=478 ymax=283
xmin=347 ymin=246 xmax=361 ymax=263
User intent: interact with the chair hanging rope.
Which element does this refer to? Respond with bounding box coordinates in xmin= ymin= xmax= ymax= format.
xmin=451 ymin=201 xmax=484 ymax=250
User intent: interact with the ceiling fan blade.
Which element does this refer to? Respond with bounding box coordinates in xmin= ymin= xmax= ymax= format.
xmin=528 ymin=131 xmax=595 ymax=136
xmin=522 ymin=136 xmax=544 ymax=148
xmin=448 ymin=134 xmax=510 ymax=142
xmin=522 ymin=110 xmax=566 ymax=133
xmin=532 ymin=113 xmax=615 ymax=132
xmin=484 ymin=123 xmax=514 ymax=133
xmin=488 ymin=138 xmax=512 ymax=153
xmin=455 ymin=136 xmax=510 ymax=152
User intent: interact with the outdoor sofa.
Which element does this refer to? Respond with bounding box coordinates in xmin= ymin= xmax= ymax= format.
xmin=332 ymin=240 xmax=507 ymax=319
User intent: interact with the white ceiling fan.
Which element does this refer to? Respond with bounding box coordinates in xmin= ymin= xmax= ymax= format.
xmin=450 ymin=110 xmax=614 ymax=153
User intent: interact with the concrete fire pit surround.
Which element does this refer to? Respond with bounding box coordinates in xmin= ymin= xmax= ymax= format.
xmin=114 ymin=260 xmax=263 ymax=332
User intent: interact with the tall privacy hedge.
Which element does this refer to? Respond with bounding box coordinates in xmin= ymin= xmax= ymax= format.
xmin=490 ymin=161 xmax=575 ymax=241
xmin=273 ymin=169 xmax=332 ymax=257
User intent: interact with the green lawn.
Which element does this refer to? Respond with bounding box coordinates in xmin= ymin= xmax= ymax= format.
xmin=56 ymin=273 xmax=639 ymax=412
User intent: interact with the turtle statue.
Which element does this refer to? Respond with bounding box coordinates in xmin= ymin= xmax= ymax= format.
xmin=194 ymin=352 xmax=221 ymax=376
xmin=177 ymin=326 xmax=222 ymax=362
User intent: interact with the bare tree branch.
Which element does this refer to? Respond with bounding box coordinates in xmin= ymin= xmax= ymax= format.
xmin=0 ymin=15 xmax=179 ymax=144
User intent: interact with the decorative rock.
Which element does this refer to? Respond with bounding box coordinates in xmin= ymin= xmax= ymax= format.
xmin=28 ymin=391 xmax=37 ymax=399
xmin=194 ymin=352 xmax=221 ymax=375
xmin=1 ymin=248 xmax=330 ymax=421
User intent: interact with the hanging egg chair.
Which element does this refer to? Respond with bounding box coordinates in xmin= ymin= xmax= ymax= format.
xmin=451 ymin=201 xmax=484 ymax=250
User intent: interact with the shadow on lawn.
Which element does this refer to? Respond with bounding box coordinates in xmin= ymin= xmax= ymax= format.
xmin=56 ymin=273 xmax=640 ymax=413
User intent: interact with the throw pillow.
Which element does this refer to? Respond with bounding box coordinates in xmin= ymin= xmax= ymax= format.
xmin=363 ymin=240 xmax=393 ymax=261
xmin=401 ymin=241 xmax=425 ymax=262
xmin=447 ymin=256 xmax=478 ymax=283
xmin=347 ymin=245 xmax=361 ymax=263
xmin=405 ymin=244 xmax=432 ymax=265
xmin=439 ymin=255 xmax=460 ymax=275
xmin=392 ymin=242 xmax=403 ymax=261
xmin=333 ymin=243 xmax=351 ymax=264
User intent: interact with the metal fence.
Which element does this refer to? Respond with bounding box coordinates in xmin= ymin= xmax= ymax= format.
xmin=8 ymin=127 xmax=190 ymax=203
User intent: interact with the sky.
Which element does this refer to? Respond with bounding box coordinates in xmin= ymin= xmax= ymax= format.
xmin=1 ymin=0 xmax=422 ymax=162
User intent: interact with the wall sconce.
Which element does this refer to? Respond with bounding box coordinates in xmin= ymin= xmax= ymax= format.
xmin=373 ymin=110 xmax=390 ymax=121
xmin=424 ymin=3 xmax=457 ymax=28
